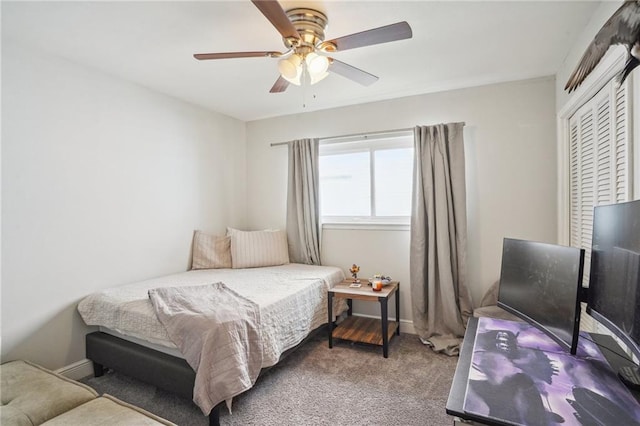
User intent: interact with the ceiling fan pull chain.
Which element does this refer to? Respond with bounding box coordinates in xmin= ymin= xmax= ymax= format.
xmin=302 ymin=64 xmax=308 ymax=108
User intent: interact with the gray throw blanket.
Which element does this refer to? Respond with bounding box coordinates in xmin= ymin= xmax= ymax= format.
xmin=148 ymin=282 xmax=263 ymax=415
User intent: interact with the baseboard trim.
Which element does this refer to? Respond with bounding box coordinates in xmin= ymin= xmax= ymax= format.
xmin=399 ymin=319 xmax=416 ymax=335
xmin=55 ymin=358 xmax=94 ymax=380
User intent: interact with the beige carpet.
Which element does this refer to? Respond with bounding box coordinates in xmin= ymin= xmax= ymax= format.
xmin=82 ymin=331 xmax=459 ymax=425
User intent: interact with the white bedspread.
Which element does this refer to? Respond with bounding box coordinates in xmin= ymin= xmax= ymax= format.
xmin=78 ymin=263 xmax=347 ymax=367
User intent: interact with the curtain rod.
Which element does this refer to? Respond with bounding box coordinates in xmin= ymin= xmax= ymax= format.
xmin=269 ymin=122 xmax=466 ymax=147
xmin=270 ymin=126 xmax=414 ymax=147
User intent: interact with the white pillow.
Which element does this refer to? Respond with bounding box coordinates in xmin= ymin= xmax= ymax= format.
xmin=191 ymin=231 xmax=232 ymax=269
xmin=227 ymin=228 xmax=289 ymax=268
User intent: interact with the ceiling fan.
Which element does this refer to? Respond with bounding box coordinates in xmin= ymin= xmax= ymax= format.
xmin=193 ymin=0 xmax=413 ymax=93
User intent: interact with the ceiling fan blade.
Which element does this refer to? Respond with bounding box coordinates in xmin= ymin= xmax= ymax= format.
xmin=322 ymin=21 xmax=412 ymax=52
xmin=270 ymin=76 xmax=290 ymax=93
xmin=251 ymin=0 xmax=301 ymax=41
xmin=194 ymin=51 xmax=281 ymax=60
xmin=329 ymin=59 xmax=378 ymax=86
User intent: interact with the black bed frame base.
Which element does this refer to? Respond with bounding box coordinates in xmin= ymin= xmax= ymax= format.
xmin=86 ymin=332 xmax=220 ymax=426
xmin=86 ymin=325 xmax=326 ymax=426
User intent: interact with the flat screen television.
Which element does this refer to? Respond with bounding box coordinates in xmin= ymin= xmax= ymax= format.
xmin=497 ymin=238 xmax=585 ymax=355
xmin=587 ymin=199 xmax=640 ymax=389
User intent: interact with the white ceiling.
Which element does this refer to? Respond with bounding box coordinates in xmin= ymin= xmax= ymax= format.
xmin=2 ymin=1 xmax=600 ymax=122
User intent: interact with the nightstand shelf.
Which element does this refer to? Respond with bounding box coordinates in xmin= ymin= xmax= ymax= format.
xmin=332 ymin=316 xmax=399 ymax=346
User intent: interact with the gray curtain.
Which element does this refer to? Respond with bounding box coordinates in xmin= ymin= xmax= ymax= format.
xmin=410 ymin=123 xmax=473 ymax=356
xmin=286 ymin=138 xmax=321 ymax=265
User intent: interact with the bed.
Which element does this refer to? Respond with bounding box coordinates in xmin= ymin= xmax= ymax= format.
xmin=78 ymin=263 xmax=348 ymax=426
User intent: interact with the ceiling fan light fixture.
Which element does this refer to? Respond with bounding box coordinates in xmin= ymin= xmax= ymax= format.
xmin=305 ymin=52 xmax=329 ymax=75
xmin=279 ymin=55 xmax=302 ymax=85
xmin=278 ymin=54 xmax=302 ymax=80
xmin=279 ymin=52 xmax=328 ymax=86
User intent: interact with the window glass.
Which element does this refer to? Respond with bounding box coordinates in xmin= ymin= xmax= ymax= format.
xmin=319 ymin=152 xmax=370 ymax=216
xmin=319 ymin=131 xmax=413 ymax=224
xmin=374 ymin=148 xmax=413 ymax=216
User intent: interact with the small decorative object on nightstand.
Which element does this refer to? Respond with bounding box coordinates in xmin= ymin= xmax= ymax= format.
xmin=371 ymin=274 xmax=392 ymax=291
xmin=349 ymin=264 xmax=360 ymax=283
xmin=372 ymin=274 xmax=383 ymax=291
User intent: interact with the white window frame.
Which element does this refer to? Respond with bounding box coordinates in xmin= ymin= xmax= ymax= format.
xmin=319 ymin=130 xmax=414 ymax=229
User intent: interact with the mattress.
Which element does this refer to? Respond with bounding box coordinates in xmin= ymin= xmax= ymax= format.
xmin=78 ymin=263 xmax=347 ymax=367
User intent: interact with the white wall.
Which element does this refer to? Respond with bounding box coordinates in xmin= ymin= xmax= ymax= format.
xmin=1 ymin=41 xmax=247 ymax=369
xmin=246 ymin=77 xmax=558 ymax=326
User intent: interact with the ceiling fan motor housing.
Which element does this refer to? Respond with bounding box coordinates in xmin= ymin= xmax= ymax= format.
xmin=284 ymin=8 xmax=330 ymax=53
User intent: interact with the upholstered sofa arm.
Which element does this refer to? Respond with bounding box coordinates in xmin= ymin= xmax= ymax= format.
xmin=1 ymin=360 xmax=98 ymax=426
xmin=0 ymin=360 xmax=176 ymax=426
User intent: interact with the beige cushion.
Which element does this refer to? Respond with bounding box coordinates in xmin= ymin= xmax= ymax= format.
xmin=191 ymin=231 xmax=231 ymax=269
xmin=0 ymin=405 xmax=32 ymax=426
xmin=1 ymin=360 xmax=98 ymax=426
xmin=41 ymin=395 xmax=176 ymax=426
xmin=227 ymin=227 xmax=289 ymax=268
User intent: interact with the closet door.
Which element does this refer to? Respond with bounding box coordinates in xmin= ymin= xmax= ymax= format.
xmin=568 ymin=78 xmax=631 ymax=287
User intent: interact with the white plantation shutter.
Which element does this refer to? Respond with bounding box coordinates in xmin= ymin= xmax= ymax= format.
xmin=570 ymin=122 xmax=580 ymax=249
xmin=596 ymin=97 xmax=611 ymax=205
xmin=614 ymin=82 xmax=630 ymax=203
xmin=569 ymin=78 xmax=632 ymax=287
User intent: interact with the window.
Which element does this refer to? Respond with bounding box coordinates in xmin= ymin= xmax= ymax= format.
xmin=319 ymin=131 xmax=414 ymax=226
xmin=568 ymin=78 xmax=632 ymax=287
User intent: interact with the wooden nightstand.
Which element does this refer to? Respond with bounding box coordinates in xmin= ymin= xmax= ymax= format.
xmin=328 ymin=280 xmax=400 ymax=358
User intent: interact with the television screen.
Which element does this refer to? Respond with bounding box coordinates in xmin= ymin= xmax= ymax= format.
xmin=587 ymin=199 xmax=640 ymax=388
xmin=497 ymin=238 xmax=585 ymax=355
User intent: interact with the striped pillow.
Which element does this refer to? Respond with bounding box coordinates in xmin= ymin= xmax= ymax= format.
xmin=191 ymin=231 xmax=232 ymax=269
xmin=227 ymin=228 xmax=290 ymax=268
